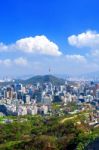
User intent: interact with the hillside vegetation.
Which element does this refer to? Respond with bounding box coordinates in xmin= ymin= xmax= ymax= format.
xmin=0 ymin=114 xmax=99 ymax=150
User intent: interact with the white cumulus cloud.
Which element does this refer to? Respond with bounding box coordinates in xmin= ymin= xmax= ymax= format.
xmin=0 ymin=35 xmax=62 ymax=56
xmin=91 ymin=49 xmax=99 ymax=57
xmin=65 ymin=54 xmax=86 ymax=63
xmin=0 ymin=57 xmax=28 ymax=67
xmin=14 ymin=57 xmax=28 ymax=66
xmin=0 ymin=59 xmax=12 ymax=66
xmin=0 ymin=43 xmax=8 ymax=52
xmin=68 ymin=30 xmax=99 ymax=48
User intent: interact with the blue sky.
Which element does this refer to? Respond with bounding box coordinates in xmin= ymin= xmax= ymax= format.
xmin=0 ymin=0 xmax=99 ymax=77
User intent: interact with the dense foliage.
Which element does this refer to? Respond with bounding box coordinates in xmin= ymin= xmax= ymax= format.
xmin=0 ymin=115 xmax=99 ymax=150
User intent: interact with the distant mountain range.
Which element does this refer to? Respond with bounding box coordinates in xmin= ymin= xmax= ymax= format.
xmin=0 ymin=75 xmax=65 ymax=86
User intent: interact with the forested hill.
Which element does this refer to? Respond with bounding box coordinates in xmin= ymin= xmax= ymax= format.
xmin=0 ymin=75 xmax=65 ymax=86
xmin=24 ymin=75 xmax=65 ymax=85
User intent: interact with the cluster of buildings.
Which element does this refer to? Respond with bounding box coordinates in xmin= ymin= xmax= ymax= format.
xmin=0 ymin=80 xmax=99 ymax=118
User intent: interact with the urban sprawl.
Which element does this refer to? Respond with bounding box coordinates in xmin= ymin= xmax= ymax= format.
xmin=0 ymin=78 xmax=99 ymax=127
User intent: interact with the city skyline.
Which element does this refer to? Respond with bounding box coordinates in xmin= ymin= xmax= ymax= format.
xmin=0 ymin=0 xmax=99 ymax=76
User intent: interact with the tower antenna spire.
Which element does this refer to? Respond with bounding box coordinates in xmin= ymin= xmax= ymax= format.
xmin=49 ymin=67 xmax=51 ymax=74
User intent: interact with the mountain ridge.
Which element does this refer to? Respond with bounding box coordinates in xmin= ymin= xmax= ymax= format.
xmin=24 ymin=75 xmax=65 ymax=85
xmin=0 ymin=75 xmax=65 ymax=86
